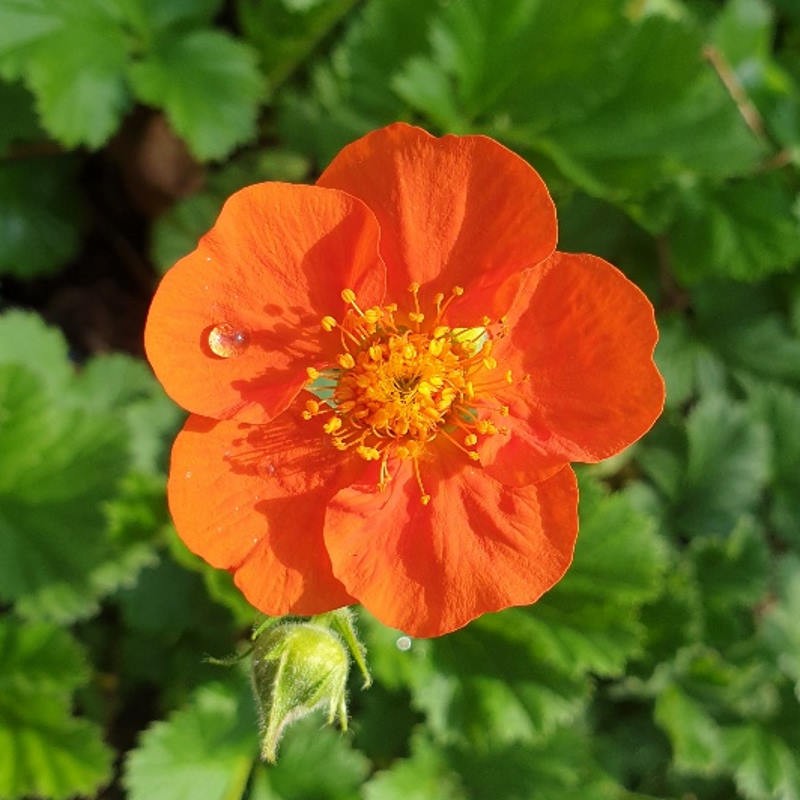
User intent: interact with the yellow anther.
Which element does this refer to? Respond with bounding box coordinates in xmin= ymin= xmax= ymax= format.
xmin=321 ymin=315 xmax=337 ymax=331
xmin=364 ymin=307 xmax=381 ymax=325
xmin=464 ymin=433 xmax=478 ymax=446
xmin=408 ymin=311 xmax=425 ymax=323
xmin=408 ymin=282 xmax=420 ymax=293
xmin=402 ymin=343 xmax=417 ymax=359
xmin=468 ymin=452 xmax=481 ymax=462
xmin=433 ymin=292 xmax=445 ymax=306
xmin=368 ymin=344 xmax=383 ymax=361
xmin=452 ymin=286 xmax=464 ymax=296
xmin=429 ymin=338 xmax=444 ymax=356
xmin=505 ymin=370 xmax=513 ymax=384
xmin=477 ymin=420 xmax=498 ymax=435
xmin=483 ymin=356 xmax=498 ymax=370
xmin=337 ymin=353 xmax=355 ymax=369
xmin=323 ymin=417 xmax=342 ymax=434
xmin=356 ymin=445 xmax=381 ymax=461
xmin=482 ymin=316 xmax=492 ymax=327
xmin=433 ymin=326 xmax=449 ymax=339
xmin=306 ymin=366 xmax=320 ymax=381
xmin=301 ymin=411 xmax=313 ymax=420
xmin=500 ymin=405 xmax=510 ymax=416
xmin=396 ymin=445 xmax=411 ymax=459
xmin=466 ymin=381 xmax=475 ymax=399
xmin=420 ymin=494 xmax=431 ymax=505
xmin=341 ymin=288 xmax=357 ymax=304
xmin=305 ymin=400 xmax=320 ymax=414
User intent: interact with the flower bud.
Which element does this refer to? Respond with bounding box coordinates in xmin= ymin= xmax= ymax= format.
xmin=251 ymin=620 xmax=350 ymax=762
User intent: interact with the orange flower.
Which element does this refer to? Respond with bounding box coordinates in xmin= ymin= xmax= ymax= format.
xmin=145 ymin=123 xmax=664 ymax=637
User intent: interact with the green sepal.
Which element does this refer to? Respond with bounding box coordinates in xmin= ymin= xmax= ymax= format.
xmin=252 ymin=620 xmax=351 ymax=763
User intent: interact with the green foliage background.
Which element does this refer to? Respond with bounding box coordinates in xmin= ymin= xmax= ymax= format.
xmin=1 ymin=0 xmax=800 ymax=797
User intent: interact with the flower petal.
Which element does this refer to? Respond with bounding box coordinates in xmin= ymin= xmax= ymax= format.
xmin=317 ymin=123 xmax=556 ymax=325
xmin=488 ymin=252 xmax=664 ymax=479
xmin=168 ymin=407 xmax=355 ymax=615
xmin=145 ymin=183 xmax=385 ymax=423
xmin=323 ymin=458 xmax=578 ymax=637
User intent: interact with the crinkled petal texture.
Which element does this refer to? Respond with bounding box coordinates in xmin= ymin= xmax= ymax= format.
xmin=145 ymin=183 xmax=385 ymax=424
xmin=485 ymin=252 xmax=664 ymax=484
xmin=323 ymin=455 xmax=579 ymax=637
xmin=169 ymin=406 xmax=355 ymax=615
xmin=318 ymin=122 xmax=557 ymax=325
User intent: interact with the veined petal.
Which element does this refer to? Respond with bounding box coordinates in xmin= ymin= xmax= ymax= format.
xmin=323 ymin=458 xmax=578 ymax=637
xmin=490 ymin=252 xmax=664 ymax=476
xmin=168 ymin=408 xmax=354 ymax=615
xmin=317 ymin=123 xmax=556 ymax=325
xmin=145 ymin=183 xmax=385 ymax=423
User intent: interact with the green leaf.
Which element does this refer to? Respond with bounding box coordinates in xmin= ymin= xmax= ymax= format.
xmin=0 ymin=0 xmax=132 ymax=147
xmin=236 ymin=0 xmax=357 ymax=89
xmin=668 ymin=174 xmax=800 ymax=283
xmin=119 ymin=0 xmax=224 ymax=38
xmin=277 ymin=0 xmax=436 ymax=162
xmin=394 ymin=0 xmax=626 ymax=133
xmin=73 ymin=353 xmax=183 ymax=473
xmin=0 ymin=78 xmax=40 ymax=152
xmin=0 ymin=311 xmax=72 ymax=394
xmin=761 ymin=556 xmax=800 ymax=695
xmin=748 ymin=382 xmax=800 ymax=546
xmin=362 ymin=731 xmax=465 ymax=800
xmin=0 ymin=364 xmax=136 ymax=621
xmin=722 ymin=724 xmax=800 ymax=800
xmin=124 ymin=678 xmax=258 ymax=800
xmin=676 ymin=393 xmax=770 ymax=537
xmin=0 ymin=619 xmax=113 ymax=800
xmin=654 ymin=315 xmax=720 ymax=409
xmin=693 ymin=282 xmax=800 ymax=386
xmin=129 ymin=28 xmax=264 ymax=160
xmin=655 ymin=684 xmax=725 ymax=776
xmin=529 ymin=12 xmax=765 ymax=206
xmin=0 ymin=156 xmax=83 ymax=277
xmin=252 ymin=715 xmax=370 ymax=799
xmin=508 ymin=475 xmax=666 ymax=680
xmin=689 ymin=519 xmax=770 ymax=649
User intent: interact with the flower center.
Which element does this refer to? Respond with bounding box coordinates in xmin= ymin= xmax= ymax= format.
xmin=304 ymin=285 xmax=511 ymax=503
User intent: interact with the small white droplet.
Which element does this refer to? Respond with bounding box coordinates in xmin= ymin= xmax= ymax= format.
xmin=396 ymin=636 xmax=412 ymax=651
xmin=207 ymin=323 xmax=248 ymax=358
xmin=184 ymin=470 xmax=192 ymax=479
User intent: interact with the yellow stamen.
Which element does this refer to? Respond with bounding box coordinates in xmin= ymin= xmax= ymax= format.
xmin=305 ymin=284 xmax=512 ymax=502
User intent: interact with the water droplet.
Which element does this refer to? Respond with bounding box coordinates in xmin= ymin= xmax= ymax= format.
xmin=396 ymin=636 xmax=412 ymax=651
xmin=184 ymin=470 xmax=192 ymax=479
xmin=208 ymin=323 xmax=248 ymax=358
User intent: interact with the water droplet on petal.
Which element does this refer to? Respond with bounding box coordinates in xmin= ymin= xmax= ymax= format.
xmin=396 ymin=636 xmax=412 ymax=651
xmin=184 ymin=470 xmax=192 ymax=479
xmin=208 ymin=323 xmax=248 ymax=358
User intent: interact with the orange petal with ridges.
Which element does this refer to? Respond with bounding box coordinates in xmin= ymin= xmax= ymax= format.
xmin=489 ymin=252 xmax=664 ymax=477
xmin=145 ymin=183 xmax=385 ymax=423
xmin=317 ymin=122 xmax=557 ymax=326
xmin=323 ymin=458 xmax=578 ymax=637
xmin=168 ymin=408 xmax=354 ymax=615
